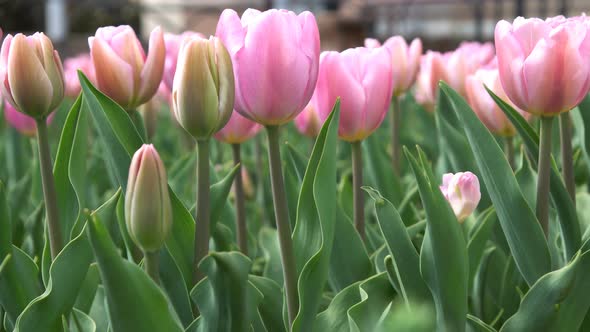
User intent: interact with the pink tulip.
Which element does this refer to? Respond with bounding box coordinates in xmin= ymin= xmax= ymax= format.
xmin=89 ymin=25 xmax=165 ymax=110
xmin=216 ymin=8 xmax=320 ymax=125
xmin=63 ymin=53 xmax=95 ymax=98
xmin=214 ymin=110 xmax=262 ymax=144
xmin=315 ymin=47 xmax=393 ymax=142
xmin=0 ymin=32 xmax=64 ymax=119
xmin=162 ymin=31 xmax=204 ymax=91
xmin=442 ymin=41 xmax=494 ymax=96
xmin=495 ymin=16 xmax=590 ymax=115
xmin=3 ymin=100 xmax=54 ymax=137
xmin=466 ymin=60 xmax=532 ymax=136
xmin=294 ymin=92 xmax=322 ymax=137
xmin=414 ymin=51 xmax=446 ymax=111
xmin=364 ymin=38 xmax=381 ymax=49
xmin=440 ymin=172 xmax=481 ymax=222
xmin=383 ymin=36 xmax=423 ymax=96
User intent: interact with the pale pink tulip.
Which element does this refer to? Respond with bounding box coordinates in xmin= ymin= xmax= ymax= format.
xmin=294 ymin=92 xmax=322 ymax=137
xmin=214 ymin=110 xmax=262 ymax=144
xmin=414 ymin=51 xmax=446 ymax=111
xmin=216 ymin=8 xmax=320 ymax=125
xmin=442 ymin=42 xmax=494 ymax=96
xmin=440 ymin=172 xmax=481 ymax=222
xmin=162 ymin=31 xmax=204 ymax=91
xmin=364 ymin=38 xmax=381 ymax=49
xmin=495 ymin=16 xmax=590 ymax=115
xmin=89 ymin=25 xmax=165 ymax=110
xmin=466 ymin=60 xmax=532 ymax=136
xmin=315 ymin=47 xmax=393 ymax=142
xmin=0 ymin=33 xmax=64 ymax=118
xmin=383 ymin=36 xmax=422 ymax=96
xmin=63 ymin=53 xmax=95 ymax=98
xmin=3 ymin=100 xmax=54 ymax=137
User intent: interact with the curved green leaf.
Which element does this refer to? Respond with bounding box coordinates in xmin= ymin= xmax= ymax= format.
xmin=314 ymin=281 xmax=362 ymax=331
xmin=190 ymin=252 xmax=262 ymax=332
xmin=259 ymin=227 xmax=284 ymax=285
xmin=69 ymin=308 xmax=97 ymax=332
xmin=347 ymin=272 xmax=396 ymax=332
xmin=291 ymin=101 xmax=340 ymax=331
xmin=501 ymin=251 xmax=590 ymax=331
xmin=467 ymin=208 xmax=497 ymax=287
xmin=365 ymin=186 xmax=430 ymax=304
xmin=249 ymin=275 xmax=285 ymax=332
xmin=441 ymin=83 xmax=551 ymax=285
xmin=488 ymin=86 xmax=580 ymax=260
xmin=15 ymin=229 xmax=93 ymax=332
xmin=405 ymin=147 xmax=468 ymax=332
xmin=86 ymin=191 xmax=183 ymax=332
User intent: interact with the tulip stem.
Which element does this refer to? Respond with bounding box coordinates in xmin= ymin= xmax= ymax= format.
xmin=505 ymin=136 xmax=515 ymax=170
xmin=559 ymin=112 xmax=575 ymax=205
xmin=232 ymin=143 xmax=248 ymax=255
xmin=194 ymin=139 xmax=210 ymax=283
xmin=391 ymin=95 xmax=401 ymax=175
xmin=265 ymin=125 xmax=298 ymax=327
xmin=351 ymin=140 xmax=365 ymax=240
xmin=537 ymin=116 xmax=553 ymax=237
xmin=129 ymin=110 xmax=148 ymax=142
xmin=144 ymin=251 xmax=160 ymax=284
xmin=36 ymin=118 xmax=63 ymax=259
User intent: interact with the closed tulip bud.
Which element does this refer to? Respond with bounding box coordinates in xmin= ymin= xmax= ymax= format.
xmin=495 ymin=16 xmax=590 ymax=115
xmin=3 ymin=100 xmax=54 ymax=137
xmin=125 ymin=144 xmax=172 ymax=252
xmin=466 ymin=61 xmax=532 ymax=136
xmin=216 ymin=8 xmax=320 ymax=125
xmin=0 ymin=33 xmax=65 ymax=119
xmin=214 ymin=110 xmax=261 ymax=144
xmin=316 ymin=47 xmax=393 ymax=142
xmin=63 ymin=53 xmax=95 ymax=98
xmin=89 ymin=26 xmax=165 ymax=110
xmin=440 ymin=172 xmax=481 ymax=222
xmin=172 ymin=36 xmax=234 ymax=140
xmin=163 ymin=31 xmax=204 ymax=91
xmin=294 ymin=92 xmax=322 ymax=137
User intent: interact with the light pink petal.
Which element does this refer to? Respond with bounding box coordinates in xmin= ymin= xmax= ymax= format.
xmin=90 ymin=37 xmax=135 ymax=108
xmin=138 ymin=26 xmax=166 ymax=106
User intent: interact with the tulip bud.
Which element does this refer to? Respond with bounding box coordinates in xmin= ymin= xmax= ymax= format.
xmin=163 ymin=31 xmax=204 ymax=91
xmin=172 ymin=36 xmax=234 ymax=140
xmin=125 ymin=144 xmax=172 ymax=252
xmin=3 ymin=100 xmax=55 ymax=137
xmin=439 ymin=172 xmax=481 ymax=222
xmin=414 ymin=51 xmax=445 ymax=112
xmin=0 ymin=33 xmax=65 ymax=119
xmin=89 ymin=26 xmax=165 ymax=110
xmin=383 ymin=36 xmax=422 ymax=96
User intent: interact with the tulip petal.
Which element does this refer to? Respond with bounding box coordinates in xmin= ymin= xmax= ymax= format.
xmin=90 ymin=36 xmax=134 ymax=108
xmin=216 ymin=9 xmax=247 ymax=55
xmin=8 ymin=34 xmax=53 ymax=117
xmin=138 ymin=26 xmax=165 ymax=106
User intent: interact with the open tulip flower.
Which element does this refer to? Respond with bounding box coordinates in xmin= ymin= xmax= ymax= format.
xmin=89 ymin=25 xmax=165 ymax=111
xmin=216 ymin=8 xmax=320 ymax=125
xmin=495 ymin=16 xmax=590 ymax=116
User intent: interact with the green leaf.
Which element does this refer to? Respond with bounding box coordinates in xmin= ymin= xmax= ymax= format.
xmin=86 ymin=190 xmax=183 ymax=332
xmin=467 ymin=208 xmax=497 ymax=287
xmin=364 ymin=133 xmax=402 ymax=205
xmin=365 ymin=186 xmax=430 ymax=304
xmin=291 ymin=101 xmax=340 ymax=331
xmin=258 ymin=227 xmax=284 ymax=285
xmin=15 ymin=228 xmax=93 ymax=332
xmin=488 ymin=86 xmax=580 ymax=260
xmin=441 ymin=83 xmax=551 ymax=285
xmin=190 ymin=252 xmax=263 ymax=332
xmin=249 ymin=275 xmax=285 ymax=332
xmin=0 ymin=181 xmax=10 ymax=258
xmin=210 ymin=163 xmax=240 ymax=231
xmin=159 ymin=248 xmax=193 ymax=327
xmin=74 ymin=264 xmax=100 ymax=314
xmin=314 ymin=281 xmax=362 ymax=331
xmin=347 ymin=272 xmax=396 ymax=332
xmin=69 ymin=308 xmax=97 ymax=332
xmin=515 ymin=150 xmax=537 ymax=209
xmin=573 ymin=95 xmax=590 ymax=175
xmin=467 ymin=314 xmax=498 ymax=332
xmin=501 ymin=251 xmax=590 ymax=331
xmin=53 ymin=94 xmax=88 ymax=240
xmin=0 ymin=246 xmax=42 ymax=328
xmin=328 ymin=208 xmax=372 ymax=292
xmin=405 ymin=147 xmax=468 ymax=332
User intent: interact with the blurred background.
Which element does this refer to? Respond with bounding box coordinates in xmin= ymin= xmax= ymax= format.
xmin=0 ymin=0 xmax=588 ymax=55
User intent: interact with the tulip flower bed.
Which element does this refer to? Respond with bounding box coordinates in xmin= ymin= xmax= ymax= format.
xmin=2 ymin=8 xmax=590 ymax=332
